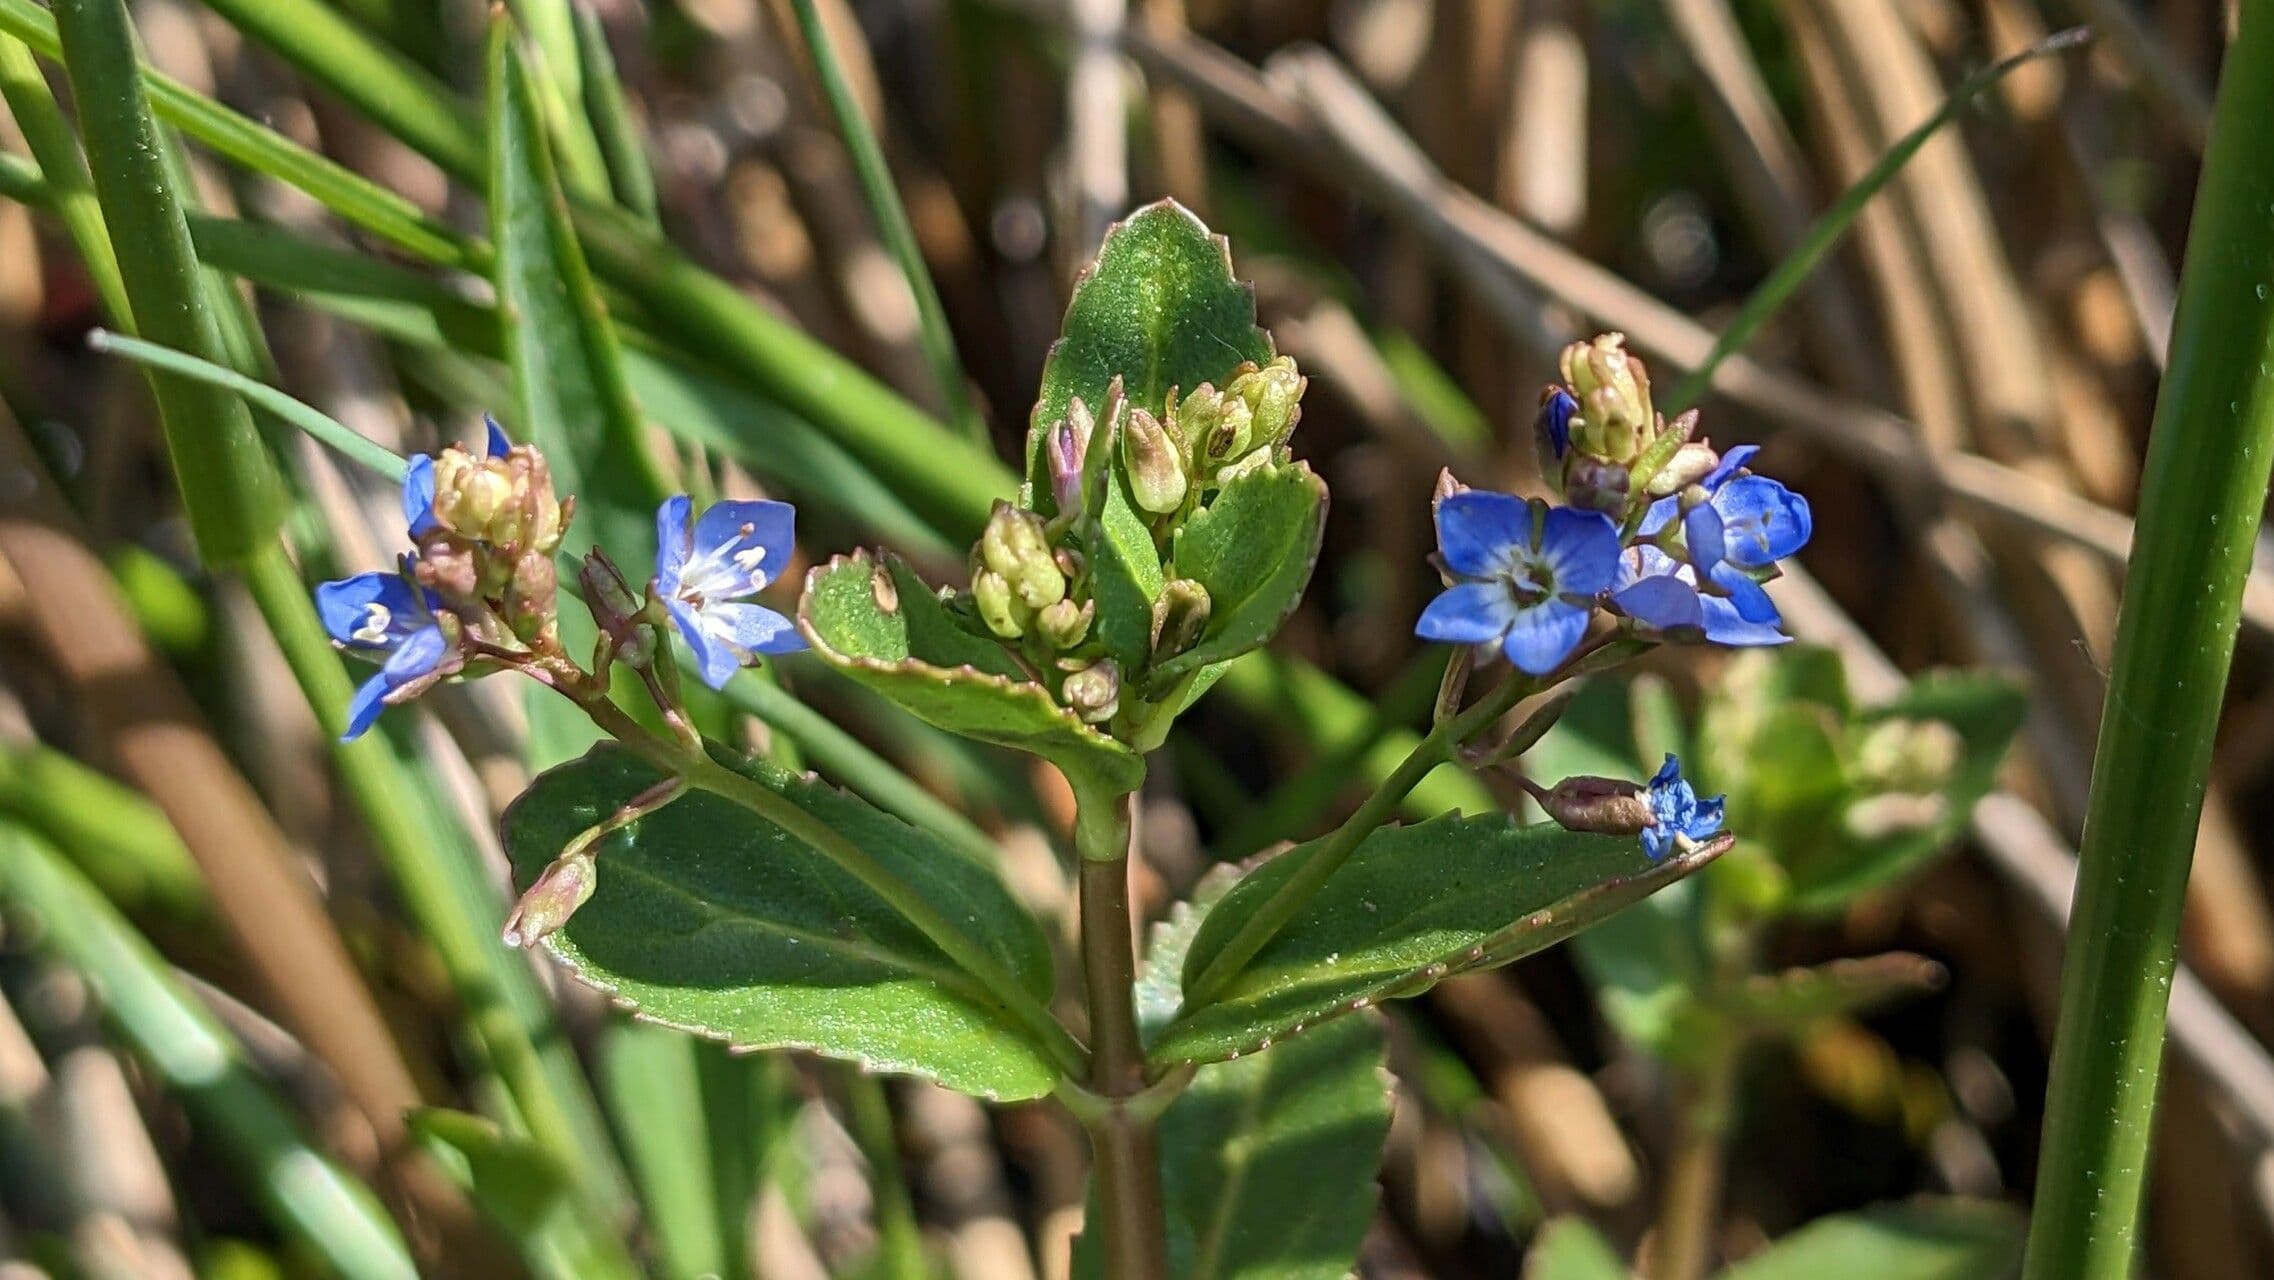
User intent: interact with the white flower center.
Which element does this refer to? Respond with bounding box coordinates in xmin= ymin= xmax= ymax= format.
xmin=352 ymin=603 xmax=394 ymax=644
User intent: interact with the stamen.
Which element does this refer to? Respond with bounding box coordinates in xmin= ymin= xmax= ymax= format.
xmin=352 ymin=602 xmax=394 ymax=644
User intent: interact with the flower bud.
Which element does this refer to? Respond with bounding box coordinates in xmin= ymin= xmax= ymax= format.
xmin=1122 ymin=407 xmax=1189 ymax=514
xmin=972 ymin=569 xmax=1025 ymax=639
xmin=1561 ymin=333 xmax=1655 ymax=463
xmin=1533 ymin=386 xmax=1578 ymax=481
xmin=503 ymin=551 xmax=558 ymax=646
xmin=502 ymin=850 xmax=597 ymax=949
xmin=1534 ymin=775 xmax=1655 ymax=836
xmin=1062 ymin=660 xmax=1120 ymax=724
xmin=1563 ymin=455 xmax=1632 ymax=516
xmin=1648 ymin=442 xmax=1722 ymax=496
xmin=1046 ymin=402 xmax=1092 ymax=518
xmin=1229 ymin=355 xmax=1305 ymax=450
xmin=1036 ymin=597 xmax=1094 ymax=650
xmin=1432 ymin=468 xmax=1472 ymax=509
xmin=1151 ymin=578 xmax=1212 ymax=660
xmin=979 ymin=502 xmax=1065 ymax=610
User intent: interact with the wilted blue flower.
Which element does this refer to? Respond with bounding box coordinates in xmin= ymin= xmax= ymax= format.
xmin=403 ymin=416 xmax=511 ymax=538
xmin=315 ymin=567 xmax=452 ymax=740
xmin=1416 ymin=490 xmax=1618 ymax=675
xmin=1536 ymin=387 xmax=1578 ymax=461
xmin=654 ymin=494 xmax=805 ymax=689
xmin=1642 ymin=753 xmax=1724 ymax=861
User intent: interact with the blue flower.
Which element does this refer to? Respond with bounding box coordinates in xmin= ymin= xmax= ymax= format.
xmin=1644 ymin=445 xmax=1813 ymax=572
xmin=1642 ymin=753 xmax=1724 ymax=861
xmin=1610 ymin=544 xmax=1790 ymax=647
xmin=315 ymin=568 xmax=452 ymax=740
xmin=1416 ymin=491 xmax=1618 ymax=674
xmin=654 ymin=494 xmax=806 ymax=689
xmin=403 ymin=416 xmax=511 ymax=538
xmin=1536 ymin=387 xmax=1578 ymax=460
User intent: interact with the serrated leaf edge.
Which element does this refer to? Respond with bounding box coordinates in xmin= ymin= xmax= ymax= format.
xmin=1151 ymin=460 xmax=1330 ymax=685
xmin=502 ymin=744 xmax=1061 ymax=1102
xmin=794 ymin=549 xmax=1143 ymax=789
xmin=1152 ymin=830 xmax=1734 ymax=1069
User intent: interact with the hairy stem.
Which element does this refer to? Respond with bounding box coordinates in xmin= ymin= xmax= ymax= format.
xmin=1076 ymin=791 xmax=1170 ymax=1280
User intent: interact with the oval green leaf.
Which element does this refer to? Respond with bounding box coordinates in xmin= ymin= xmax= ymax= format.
xmin=1027 ymin=199 xmax=1273 ymax=511
xmin=504 ymin=745 xmax=1062 ymax=1100
xmin=797 ymin=550 xmax=1145 ymax=796
xmin=1154 ymin=814 xmax=1729 ymax=1068
xmin=1152 ymin=460 xmax=1328 ymax=684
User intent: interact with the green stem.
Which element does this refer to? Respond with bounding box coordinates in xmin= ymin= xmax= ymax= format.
xmin=1650 ymin=1036 xmax=1738 ymax=1280
xmin=576 ymin=694 xmax=1086 ymax=1079
xmin=1074 ymin=790 xmax=1169 ymax=1280
xmin=787 ymin=0 xmax=984 ymax=442
xmin=840 ymin=1068 xmax=928 ymax=1280
xmin=2022 ymin=6 xmax=2274 ymax=1276
xmin=0 ymin=33 xmax=128 ymax=324
xmin=1181 ymin=669 xmax=1537 ymax=1008
xmin=243 ymin=547 xmax=631 ymax=1215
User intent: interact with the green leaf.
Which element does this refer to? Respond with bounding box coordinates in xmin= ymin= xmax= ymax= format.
xmin=1782 ymin=669 xmax=2025 ymax=914
xmin=1078 ymin=877 xmax=1391 ymax=1280
xmin=1087 ymin=457 xmax=1168 ymax=669
xmin=571 ymin=3 xmax=657 ymax=228
xmin=503 ymin=744 xmax=1062 ymax=1100
xmin=409 ymin=1109 xmax=642 ymax=1280
xmin=487 ymin=16 xmax=663 ymax=564
xmin=1154 ymin=813 xmax=1728 ymax=1067
xmin=797 ymin=551 xmax=1145 ymax=797
xmin=1523 ymin=1218 xmax=1628 ymax=1280
xmin=1714 ymin=1200 xmax=2023 ymax=1280
xmin=1028 ymin=199 xmax=1273 ymax=510
xmin=1154 ymin=460 xmax=1328 ymax=683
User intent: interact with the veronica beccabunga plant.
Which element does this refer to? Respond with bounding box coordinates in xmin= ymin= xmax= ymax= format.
xmin=307 ymin=202 xmax=1815 ymax=1279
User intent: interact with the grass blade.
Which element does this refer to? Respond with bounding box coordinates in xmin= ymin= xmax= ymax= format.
xmin=787 ymin=0 xmax=982 ymax=440
xmin=52 ymin=0 xmax=284 ymax=563
xmin=0 ymin=34 xmax=126 ymax=322
xmin=2022 ymin=7 xmax=2274 ymax=1276
xmin=572 ymin=3 xmax=658 ymax=228
xmin=0 ymin=825 xmax=418 ymax=1280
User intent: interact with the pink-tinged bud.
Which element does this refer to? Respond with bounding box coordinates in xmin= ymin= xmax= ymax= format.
xmin=504 ymin=551 xmax=558 ymax=646
xmin=1563 ymin=455 xmax=1632 ymax=516
xmin=1432 ymin=468 xmax=1472 ymax=509
xmin=1648 ymin=442 xmax=1722 ymax=496
xmin=1047 ymin=407 xmax=1090 ymax=517
xmin=502 ymin=850 xmax=597 ymax=948
xmin=1151 ymin=578 xmax=1211 ymax=659
xmin=1534 ymin=775 xmax=1655 ymax=836
xmin=1036 ymin=597 xmax=1094 ymax=650
xmin=1122 ymin=407 xmax=1189 ymax=514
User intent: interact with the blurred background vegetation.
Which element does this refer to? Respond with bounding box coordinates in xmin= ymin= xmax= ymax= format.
xmin=0 ymin=0 xmax=2265 ymax=1277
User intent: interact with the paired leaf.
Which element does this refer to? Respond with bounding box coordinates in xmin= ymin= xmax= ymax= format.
xmin=1077 ymin=872 xmax=1391 ymax=1280
xmin=503 ymin=745 xmax=1061 ymax=1100
xmin=1153 ymin=461 xmax=1329 ymax=683
xmin=798 ymin=551 xmax=1145 ymax=797
xmin=1028 ymin=199 xmax=1273 ymax=510
xmin=1715 ymin=1200 xmax=2023 ymax=1280
xmin=1154 ymin=812 xmax=1727 ymax=1067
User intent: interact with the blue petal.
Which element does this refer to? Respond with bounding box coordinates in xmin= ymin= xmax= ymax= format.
xmin=684 ymin=499 xmax=798 ymax=598
xmin=1684 ymin=502 xmax=1724 ymax=572
xmin=1537 ymin=388 xmax=1577 ymax=458
xmin=1711 ymin=476 xmax=1812 ymax=566
xmin=1611 ymin=575 xmax=1703 ymax=631
xmin=1638 ymin=494 xmax=1678 ymax=538
xmin=1435 ymin=490 xmax=1531 ymax=578
xmin=484 ymin=415 xmax=511 ymax=457
xmin=1651 ymin=754 xmax=1682 ymax=790
xmin=1700 ymin=443 xmax=1759 ymax=491
xmin=1536 ymin=506 xmax=1620 ymax=595
xmin=1687 ymin=793 xmax=1727 ymax=840
xmin=342 ymin=672 xmax=391 ymax=741
xmin=1500 ymin=600 xmax=1592 ymax=675
xmin=1640 ymin=823 xmax=1675 ymax=861
xmin=654 ymin=495 xmax=693 ymax=593
xmin=1699 ymin=595 xmax=1791 ymax=647
xmin=315 ymin=572 xmax=425 ymax=649
xmin=401 ymin=453 xmax=439 ymax=538
xmin=1416 ymin=581 xmax=1518 ymax=646
xmin=1707 ymin=563 xmax=1780 ymax=624
xmin=665 ymin=597 xmax=738 ymax=690
xmin=705 ymin=601 xmax=805 ymax=656
xmin=380 ymin=624 xmax=450 ymax=686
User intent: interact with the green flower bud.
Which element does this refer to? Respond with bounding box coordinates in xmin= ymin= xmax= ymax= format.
xmin=1229 ymin=355 xmax=1305 ymax=449
xmin=1122 ymin=407 xmax=1189 ymax=514
xmin=1036 ymin=597 xmax=1094 ymax=650
xmin=1151 ymin=578 xmax=1211 ymax=659
xmin=972 ymin=569 xmax=1025 ymax=639
xmin=1560 ymin=333 xmax=1655 ymax=463
xmin=979 ymin=502 xmax=1065 ymax=609
xmin=1062 ymin=660 xmax=1120 ymax=724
